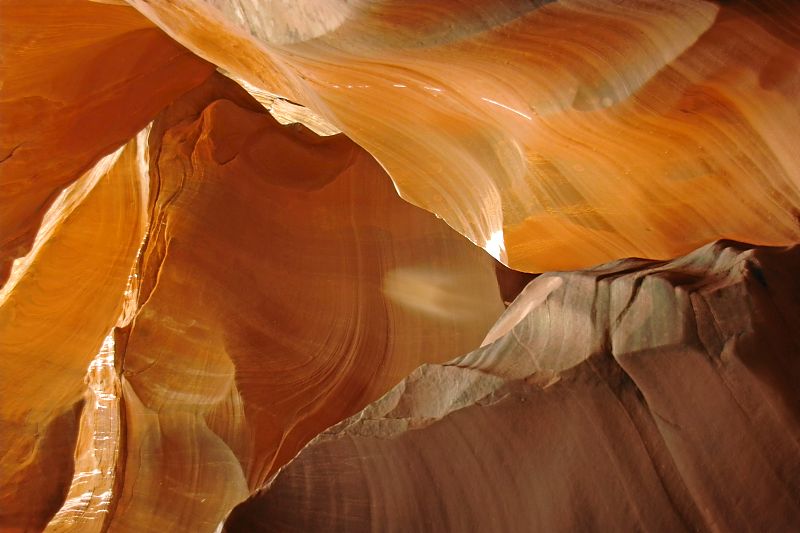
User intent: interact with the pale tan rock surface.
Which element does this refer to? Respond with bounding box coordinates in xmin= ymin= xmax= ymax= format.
xmin=225 ymin=241 xmax=800 ymax=532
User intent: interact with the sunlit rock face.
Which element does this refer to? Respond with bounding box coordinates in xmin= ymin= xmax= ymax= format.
xmin=225 ymin=241 xmax=800 ymax=532
xmin=1 ymin=1 xmax=799 ymax=532
xmin=126 ymin=0 xmax=800 ymax=271
xmin=0 ymin=138 xmax=150 ymax=531
xmin=0 ymin=0 xmax=215 ymax=285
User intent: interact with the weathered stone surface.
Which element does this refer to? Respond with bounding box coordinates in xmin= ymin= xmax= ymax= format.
xmin=226 ymin=241 xmax=800 ymax=532
xmin=0 ymin=137 xmax=150 ymax=531
xmin=103 ymin=73 xmax=502 ymax=532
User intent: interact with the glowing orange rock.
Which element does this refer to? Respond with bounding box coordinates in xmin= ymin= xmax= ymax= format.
xmin=128 ymin=0 xmax=800 ymax=271
xmin=0 ymin=0 xmax=214 ymax=285
xmin=0 ymin=138 xmax=149 ymax=531
xmin=97 ymin=74 xmax=503 ymax=531
xmin=1 ymin=1 xmax=799 ymax=531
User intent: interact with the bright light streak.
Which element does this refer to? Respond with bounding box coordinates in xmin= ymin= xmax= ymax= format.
xmin=481 ymin=97 xmax=532 ymax=120
xmin=485 ymin=229 xmax=506 ymax=261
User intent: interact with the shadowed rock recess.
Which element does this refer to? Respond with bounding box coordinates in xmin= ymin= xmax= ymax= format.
xmin=0 ymin=1 xmax=798 ymax=532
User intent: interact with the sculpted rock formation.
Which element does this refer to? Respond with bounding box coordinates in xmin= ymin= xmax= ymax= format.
xmin=1 ymin=1 xmax=799 ymax=532
xmin=0 ymin=138 xmax=150 ymax=530
xmin=104 ymin=72 xmax=504 ymax=532
xmin=226 ymin=241 xmax=800 ymax=532
xmin=125 ymin=0 xmax=800 ymax=271
xmin=0 ymin=0 xmax=215 ymax=285
xmin=1 ymin=67 xmax=504 ymax=531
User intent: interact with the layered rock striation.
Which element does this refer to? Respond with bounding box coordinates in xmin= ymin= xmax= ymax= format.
xmin=226 ymin=241 xmax=800 ymax=532
xmin=1 ymin=1 xmax=799 ymax=532
xmin=125 ymin=0 xmax=800 ymax=270
xmin=104 ymin=72 xmax=504 ymax=531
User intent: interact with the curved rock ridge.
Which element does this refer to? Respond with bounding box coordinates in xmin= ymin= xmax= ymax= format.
xmin=0 ymin=136 xmax=150 ymax=531
xmin=126 ymin=0 xmax=800 ymax=271
xmin=225 ymin=240 xmax=800 ymax=532
xmin=90 ymin=72 xmax=503 ymax=532
xmin=2 ymin=2 xmax=800 ymax=532
xmin=44 ymin=332 xmax=123 ymax=533
xmin=0 ymin=0 xmax=215 ymax=287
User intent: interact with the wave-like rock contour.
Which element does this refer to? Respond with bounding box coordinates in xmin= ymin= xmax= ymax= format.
xmin=226 ymin=240 xmax=800 ymax=532
xmin=127 ymin=0 xmax=800 ymax=270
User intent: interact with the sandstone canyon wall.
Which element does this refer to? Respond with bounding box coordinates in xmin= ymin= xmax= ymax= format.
xmin=126 ymin=0 xmax=800 ymax=270
xmin=0 ymin=1 xmax=799 ymax=532
xmin=226 ymin=240 xmax=800 ymax=532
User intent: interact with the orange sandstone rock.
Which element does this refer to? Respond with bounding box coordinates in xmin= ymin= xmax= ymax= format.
xmin=127 ymin=0 xmax=800 ymax=272
xmin=1 ymin=1 xmax=799 ymax=531
xmin=0 ymin=0 xmax=214 ymax=286
xmin=0 ymin=138 xmax=149 ymax=531
xmin=99 ymin=73 xmax=503 ymax=531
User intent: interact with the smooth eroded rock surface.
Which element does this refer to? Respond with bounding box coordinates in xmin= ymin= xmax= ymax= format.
xmin=0 ymin=0 xmax=214 ymax=285
xmin=226 ymin=241 xmax=800 ymax=532
xmin=2 ymin=2 xmax=799 ymax=532
xmin=99 ymin=72 xmax=503 ymax=532
xmin=129 ymin=0 xmax=800 ymax=271
xmin=0 ymin=137 xmax=150 ymax=531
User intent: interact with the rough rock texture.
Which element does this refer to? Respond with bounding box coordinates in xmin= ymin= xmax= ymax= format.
xmin=127 ymin=0 xmax=800 ymax=271
xmin=226 ymin=240 xmax=800 ymax=532
xmin=44 ymin=333 xmax=123 ymax=533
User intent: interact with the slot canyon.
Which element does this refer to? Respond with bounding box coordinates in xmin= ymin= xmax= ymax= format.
xmin=0 ymin=1 xmax=799 ymax=531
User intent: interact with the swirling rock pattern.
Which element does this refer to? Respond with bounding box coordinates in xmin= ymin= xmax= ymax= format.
xmin=1 ymin=1 xmax=799 ymax=532
xmin=1 ymin=67 xmax=504 ymax=531
xmin=0 ymin=138 xmax=149 ymax=531
xmin=101 ymin=73 xmax=503 ymax=532
xmin=127 ymin=0 xmax=800 ymax=271
xmin=0 ymin=0 xmax=214 ymax=286
xmin=226 ymin=240 xmax=800 ymax=532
